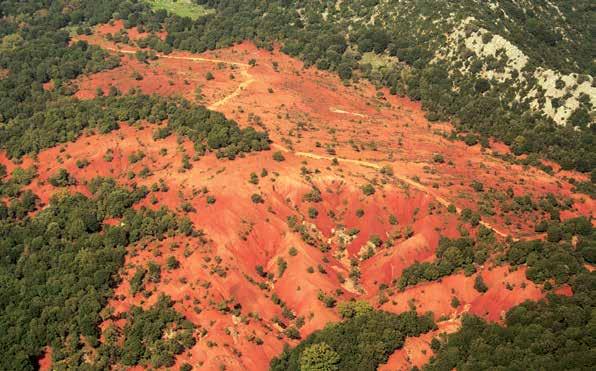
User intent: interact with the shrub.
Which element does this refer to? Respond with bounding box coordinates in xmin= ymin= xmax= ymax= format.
xmin=48 ymin=168 xmax=75 ymax=187
xmin=471 ymin=180 xmax=484 ymax=192
xmin=277 ymin=257 xmax=288 ymax=278
xmin=433 ymin=154 xmax=445 ymax=163
xmin=251 ymin=193 xmax=264 ymax=204
xmin=361 ymin=184 xmax=376 ymax=196
xmin=166 ymin=256 xmax=180 ymax=270
xmin=474 ymin=275 xmax=488 ymax=293
xmin=273 ymin=151 xmax=285 ymax=161
xmin=76 ymin=158 xmax=90 ymax=168
xmin=285 ymin=326 xmax=301 ymax=340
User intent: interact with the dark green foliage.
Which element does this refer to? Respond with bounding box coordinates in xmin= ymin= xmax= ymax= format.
xmin=432 ymin=154 xmax=445 ymax=163
xmin=470 ymin=180 xmax=484 ymax=192
xmin=507 ymin=241 xmax=582 ymax=283
xmin=270 ymin=310 xmax=436 ymax=371
xmin=249 ymin=172 xmax=259 ymax=185
xmin=0 ymin=179 xmax=189 ymax=370
xmin=118 ymin=294 xmax=195 ymax=368
xmin=506 ymin=218 xmax=594 ymax=285
xmin=76 ymin=158 xmax=90 ymax=168
xmin=0 ymin=94 xmax=269 ymax=161
xmin=303 ymin=187 xmax=322 ymax=202
xmin=277 ymin=257 xmax=287 ymax=278
xmin=284 ymin=326 xmax=301 ymax=340
xmin=473 ymin=275 xmax=488 ymax=293
xmin=128 ymin=150 xmax=145 ymax=164
xmin=130 ymin=267 xmax=146 ymax=295
xmin=425 ymin=271 xmax=596 ymax=371
xmin=147 ymin=261 xmax=162 ymax=283
xmin=0 ymin=2 xmax=121 ymax=125
xmin=398 ymin=237 xmax=486 ymax=289
xmin=251 ymin=193 xmax=264 ymax=204
xmin=166 ymin=255 xmax=180 ymax=270
xmin=272 ymin=151 xmax=285 ymax=162
xmin=317 ymin=291 xmax=336 ymax=308
xmin=361 ymin=183 xmax=376 ymax=196
xmin=48 ymin=168 xmax=76 ymax=187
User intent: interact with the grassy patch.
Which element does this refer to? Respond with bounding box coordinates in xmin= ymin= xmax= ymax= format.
xmin=360 ymin=52 xmax=398 ymax=70
xmin=145 ymin=0 xmax=213 ymax=20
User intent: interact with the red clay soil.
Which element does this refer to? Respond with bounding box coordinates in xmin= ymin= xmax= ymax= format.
xmin=7 ymin=22 xmax=590 ymax=370
xmin=37 ymin=347 xmax=52 ymax=371
xmin=379 ymin=319 xmax=461 ymax=371
xmin=95 ymin=20 xmax=167 ymax=41
xmin=73 ymin=22 xmax=593 ymax=237
xmin=379 ymin=265 xmax=543 ymax=323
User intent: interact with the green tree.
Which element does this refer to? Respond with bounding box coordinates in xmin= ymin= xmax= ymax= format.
xmin=273 ymin=151 xmax=285 ymax=161
xmin=361 ymin=184 xmax=375 ymax=196
xmin=300 ymin=343 xmax=340 ymax=371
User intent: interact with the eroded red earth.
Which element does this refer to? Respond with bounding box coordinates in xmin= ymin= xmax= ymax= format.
xmin=9 ymin=23 xmax=593 ymax=370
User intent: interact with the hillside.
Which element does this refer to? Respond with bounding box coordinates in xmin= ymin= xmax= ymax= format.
xmin=188 ymin=0 xmax=596 ymax=172
xmin=0 ymin=1 xmax=594 ymax=371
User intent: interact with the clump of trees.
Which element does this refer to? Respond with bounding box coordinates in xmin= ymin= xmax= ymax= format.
xmin=270 ymin=310 xmax=435 ymax=371
xmin=112 ymin=294 xmax=195 ymax=368
xmin=507 ymin=216 xmax=593 ymax=284
xmin=398 ymin=237 xmax=487 ymax=289
xmin=1 ymin=94 xmax=269 ymax=161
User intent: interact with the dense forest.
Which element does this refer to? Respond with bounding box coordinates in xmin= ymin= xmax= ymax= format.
xmin=0 ymin=176 xmax=196 ymax=369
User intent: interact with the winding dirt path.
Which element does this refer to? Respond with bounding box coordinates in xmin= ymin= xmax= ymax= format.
xmin=102 ymin=45 xmax=514 ymax=240
xmin=103 ymin=47 xmax=255 ymax=109
xmin=208 ymin=68 xmax=254 ymax=110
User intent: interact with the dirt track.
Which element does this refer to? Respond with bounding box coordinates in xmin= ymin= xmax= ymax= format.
xmin=101 ymin=43 xmax=522 ymax=241
xmin=103 ymin=46 xmax=255 ymax=109
xmin=272 ymin=143 xmax=513 ymax=240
